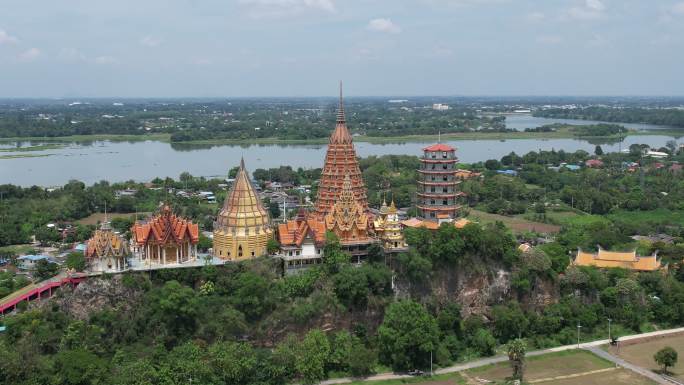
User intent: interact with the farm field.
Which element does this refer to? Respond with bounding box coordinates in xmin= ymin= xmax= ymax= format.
xmin=75 ymin=212 xmax=149 ymax=226
xmin=609 ymin=333 xmax=684 ymax=380
xmin=467 ymin=209 xmax=561 ymax=234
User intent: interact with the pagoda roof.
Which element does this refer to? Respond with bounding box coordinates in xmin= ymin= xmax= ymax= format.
xmin=215 ymin=158 xmax=271 ymax=230
xmin=131 ymin=205 xmax=199 ymax=246
xmin=277 ymin=210 xmax=326 ymax=247
xmin=423 ymin=143 xmax=455 ymax=152
xmin=85 ymin=225 xmax=129 ymax=259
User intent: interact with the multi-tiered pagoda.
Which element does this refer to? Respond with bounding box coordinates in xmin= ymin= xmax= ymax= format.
xmin=213 ymin=158 xmax=273 ymax=260
xmin=314 ymin=83 xmax=368 ymax=218
xmin=373 ymin=198 xmax=407 ymax=254
xmin=417 ymin=143 xmax=461 ymax=221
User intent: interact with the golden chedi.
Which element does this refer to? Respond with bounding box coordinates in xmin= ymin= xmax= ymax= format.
xmin=213 ymin=158 xmax=273 ymax=260
xmin=85 ymin=220 xmax=129 ymax=272
xmin=373 ymin=198 xmax=407 ymax=253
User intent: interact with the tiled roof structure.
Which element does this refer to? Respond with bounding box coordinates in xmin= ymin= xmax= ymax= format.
xmin=314 ymin=82 xmax=368 ymax=217
xmin=574 ymin=247 xmax=662 ymax=271
xmin=131 ymin=205 xmax=199 ymax=246
xmin=324 ymin=174 xmax=370 ymax=243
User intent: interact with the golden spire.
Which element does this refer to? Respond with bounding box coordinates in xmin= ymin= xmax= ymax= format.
xmin=389 ymin=198 xmax=398 ymax=214
xmin=330 ymin=81 xmax=352 ymax=144
xmin=215 ymin=158 xmax=270 ymax=230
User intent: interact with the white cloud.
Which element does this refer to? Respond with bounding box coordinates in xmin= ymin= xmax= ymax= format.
xmin=565 ymin=0 xmax=606 ymax=20
xmin=0 ymin=29 xmax=19 ymax=45
xmin=140 ymin=35 xmax=163 ymax=47
xmin=587 ymin=33 xmax=608 ymax=47
xmin=93 ymin=56 xmax=116 ymax=65
xmin=367 ymin=18 xmax=401 ymax=34
xmin=672 ymin=2 xmax=684 ymax=15
xmin=239 ymin=0 xmax=335 ymax=18
xmin=58 ymin=48 xmax=87 ymax=62
xmin=526 ymin=11 xmax=545 ymax=22
xmin=536 ymin=35 xmax=562 ymax=45
xmin=18 ymin=48 xmax=40 ymax=61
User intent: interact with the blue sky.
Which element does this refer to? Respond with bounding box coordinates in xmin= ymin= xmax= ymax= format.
xmin=1 ymin=0 xmax=683 ymax=97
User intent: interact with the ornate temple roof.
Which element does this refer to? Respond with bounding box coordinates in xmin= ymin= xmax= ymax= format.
xmin=324 ymin=174 xmax=370 ymax=242
xmin=277 ymin=207 xmax=326 ymax=247
xmin=574 ymin=247 xmax=662 ymax=271
xmin=131 ymin=205 xmax=200 ymax=246
xmin=423 ymin=143 xmax=455 ymax=152
xmin=215 ymin=158 xmax=271 ymax=231
xmin=314 ymin=82 xmax=369 ymax=218
xmin=85 ymin=222 xmax=129 ymax=259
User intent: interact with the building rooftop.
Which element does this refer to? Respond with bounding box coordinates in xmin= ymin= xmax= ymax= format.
xmin=423 ymin=143 xmax=455 ymax=152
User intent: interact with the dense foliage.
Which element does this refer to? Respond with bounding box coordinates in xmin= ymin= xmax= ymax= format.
xmin=535 ymin=107 xmax=684 ymax=128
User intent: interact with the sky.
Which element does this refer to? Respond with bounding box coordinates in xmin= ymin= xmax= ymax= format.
xmin=0 ymin=0 xmax=683 ymax=97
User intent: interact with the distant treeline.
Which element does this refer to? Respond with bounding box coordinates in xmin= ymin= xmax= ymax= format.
xmin=534 ymin=107 xmax=684 ymax=128
xmin=525 ymin=123 xmax=628 ymax=137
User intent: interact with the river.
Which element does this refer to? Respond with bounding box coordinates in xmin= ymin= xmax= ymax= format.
xmin=0 ymin=115 xmax=681 ymax=187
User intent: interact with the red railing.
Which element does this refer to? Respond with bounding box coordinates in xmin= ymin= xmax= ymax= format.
xmin=0 ymin=274 xmax=87 ymax=315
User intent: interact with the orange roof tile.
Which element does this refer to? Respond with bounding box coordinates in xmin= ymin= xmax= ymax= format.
xmin=131 ymin=205 xmax=199 ymax=246
xmin=423 ymin=143 xmax=455 ymax=152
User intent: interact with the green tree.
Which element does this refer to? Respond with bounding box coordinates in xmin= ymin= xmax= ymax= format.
xmin=507 ymin=338 xmax=526 ymax=381
xmin=66 ymin=252 xmax=86 ymax=272
xmin=654 ymin=346 xmax=678 ymax=374
xmin=378 ymin=300 xmax=439 ymax=370
xmin=296 ymin=329 xmax=331 ymax=384
xmin=35 ymin=259 xmax=59 ymax=280
xmin=209 ymin=341 xmax=258 ymax=385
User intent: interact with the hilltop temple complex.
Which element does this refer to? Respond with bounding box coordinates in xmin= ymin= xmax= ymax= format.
xmin=131 ymin=205 xmax=199 ymax=265
xmin=213 ymin=158 xmax=273 ymax=260
xmin=84 ymin=220 xmax=129 ymax=272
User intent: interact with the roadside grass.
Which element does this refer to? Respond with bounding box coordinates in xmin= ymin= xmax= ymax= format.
xmin=608 ymin=333 xmax=684 ymax=380
xmin=466 ymin=349 xmax=613 ymax=383
xmin=0 ymin=244 xmax=35 ymax=255
xmin=75 ymin=212 xmax=148 ymax=226
xmin=345 ymin=372 xmax=465 ymax=385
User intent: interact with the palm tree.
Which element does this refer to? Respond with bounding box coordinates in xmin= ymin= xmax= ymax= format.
xmin=507 ymin=338 xmax=527 ymax=381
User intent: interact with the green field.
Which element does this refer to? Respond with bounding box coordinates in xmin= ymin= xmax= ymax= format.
xmin=467 ymin=209 xmax=561 ymax=234
xmin=608 ymin=208 xmax=684 ymax=227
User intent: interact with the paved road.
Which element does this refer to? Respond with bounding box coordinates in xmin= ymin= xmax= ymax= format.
xmin=320 ymin=326 xmax=684 ymax=385
xmin=585 ymin=346 xmax=669 ymax=385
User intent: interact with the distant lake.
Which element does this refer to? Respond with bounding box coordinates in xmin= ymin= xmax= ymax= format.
xmin=1 ymin=134 xmax=680 ymax=187
xmin=503 ymin=114 xmax=677 ymax=131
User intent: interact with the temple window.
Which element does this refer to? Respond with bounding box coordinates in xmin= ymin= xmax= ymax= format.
xmin=442 ymin=151 xmax=447 ymax=158
xmin=251 ymin=251 xmax=255 ymax=257
xmin=238 ymin=246 xmax=243 ymax=257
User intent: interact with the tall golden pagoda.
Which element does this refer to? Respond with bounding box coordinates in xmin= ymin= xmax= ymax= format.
xmin=314 ymin=82 xmax=368 ymax=218
xmin=213 ymin=158 xmax=273 ymax=260
xmin=373 ymin=198 xmax=408 ymax=253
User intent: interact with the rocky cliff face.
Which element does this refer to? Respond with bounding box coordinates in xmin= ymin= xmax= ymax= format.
xmin=395 ymin=254 xmax=558 ymax=318
xmin=45 ymin=275 xmax=143 ymax=320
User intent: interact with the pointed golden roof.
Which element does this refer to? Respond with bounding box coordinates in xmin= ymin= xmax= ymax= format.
xmin=215 ymin=158 xmax=270 ymax=230
xmin=85 ymin=226 xmax=128 ymax=259
xmin=324 ymin=174 xmax=369 ymax=241
xmin=389 ymin=199 xmax=398 ymax=214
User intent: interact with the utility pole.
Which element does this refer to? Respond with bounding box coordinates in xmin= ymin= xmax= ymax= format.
xmin=577 ymin=322 xmax=582 ymax=349
xmin=430 ymin=350 xmax=433 ymax=376
xmin=608 ymin=318 xmax=612 ymax=342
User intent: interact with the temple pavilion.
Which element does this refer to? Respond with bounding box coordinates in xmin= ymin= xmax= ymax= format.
xmin=84 ymin=220 xmax=129 ymax=272
xmin=213 ymin=158 xmax=273 ymax=260
xmin=573 ymin=247 xmax=663 ymax=271
xmin=131 ymin=205 xmax=199 ymax=265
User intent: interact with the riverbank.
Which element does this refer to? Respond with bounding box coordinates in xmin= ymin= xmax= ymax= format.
xmin=0 ymin=127 xmax=680 ymax=147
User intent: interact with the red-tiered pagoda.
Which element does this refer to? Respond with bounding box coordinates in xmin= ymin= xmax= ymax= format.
xmin=417 ymin=143 xmax=462 ymax=221
xmin=314 ymin=82 xmax=368 ymax=218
